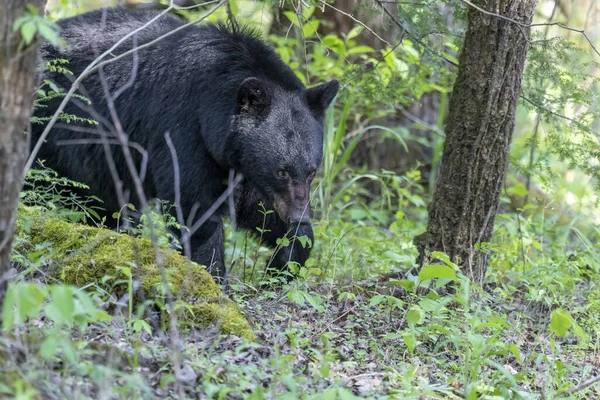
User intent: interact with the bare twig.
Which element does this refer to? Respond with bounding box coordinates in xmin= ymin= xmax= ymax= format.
xmin=557 ymin=375 xmax=600 ymax=398
xmin=181 ymin=174 xmax=244 ymax=243
xmin=319 ymin=0 xmax=392 ymax=47
xmin=164 ymin=132 xmax=191 ymax=259
xmin=458 ymin=0 xmax=600 ymax=58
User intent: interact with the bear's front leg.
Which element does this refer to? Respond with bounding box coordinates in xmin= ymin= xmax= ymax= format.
xmin=190 ymin=220 xmax=226 ymax=282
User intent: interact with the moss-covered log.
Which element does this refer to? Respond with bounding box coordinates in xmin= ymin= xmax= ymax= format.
xmin=14 ymin=206 xmax=254 ymax=339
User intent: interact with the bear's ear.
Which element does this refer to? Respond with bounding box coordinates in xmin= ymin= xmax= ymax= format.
xmin=307 ymin=80 xmax=339 ymax=117
xmin=236 ymin=77 xmax=271 ymax=118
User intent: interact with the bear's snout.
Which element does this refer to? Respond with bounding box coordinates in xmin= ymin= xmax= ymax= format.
xmin=274 ymin=186 xmax=312 ymax=226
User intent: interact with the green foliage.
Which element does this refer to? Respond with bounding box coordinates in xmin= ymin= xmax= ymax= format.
xmin=21 ymin=164 xmax=103 ymax=224
xmin=118 ymin=200 xmax=185 ymax=250
xmin=520 ymin=34 xmax=600 ymax=200
xmin=13 ymin=4 xmax=62 ymax=47
xmin=32 ymin=60 xmax=98 ymax=126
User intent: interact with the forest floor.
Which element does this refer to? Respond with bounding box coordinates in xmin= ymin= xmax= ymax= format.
xmin=3 ymin=260 xmax=598 ymax=400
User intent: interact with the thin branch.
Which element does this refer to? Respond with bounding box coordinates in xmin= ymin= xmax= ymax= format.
xmin=374 ymin=0 xmax=459 ymax=67
xmin=181 ymin=173 xmax=244 ymax=243
xmin=319 ymin=0 xmax=392 ymax=47
xmin=558 ymin=375 xmax=600 ymax=398
xmin=458 ymin=0 xmax=600 ymax=59
xmin=54 ymin=137 xmax=149 ymax=183
xmin=164 ymin=132 xmax=192 ymax=260
xmin=519 ymin=94 xmax=592 ymax=130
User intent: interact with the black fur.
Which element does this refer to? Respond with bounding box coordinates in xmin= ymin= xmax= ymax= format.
xmin=31 ymin=8 xmax=338 ymax=281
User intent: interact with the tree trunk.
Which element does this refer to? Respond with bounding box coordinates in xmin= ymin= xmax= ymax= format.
xmin=0 ymin=0 xmax=45 ymax=306
xmin=414 ymin=0 xmax=538 ymax=283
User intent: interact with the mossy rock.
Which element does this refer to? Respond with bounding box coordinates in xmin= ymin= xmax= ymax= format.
xmin=14 ymin=206 xmax=254 ymax=339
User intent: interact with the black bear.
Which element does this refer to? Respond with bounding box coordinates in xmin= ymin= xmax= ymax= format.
xmin=31 ymin=8 xmax=338 ymax=281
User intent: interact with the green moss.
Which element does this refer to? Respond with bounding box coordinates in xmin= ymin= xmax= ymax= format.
xmin=15 ymin=206 xmax=254 ymax=339
xmin=165 ymin=300 xmax=254 ymax=338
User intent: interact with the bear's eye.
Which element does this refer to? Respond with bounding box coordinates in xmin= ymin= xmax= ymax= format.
xmin=308 ymin=169 xmax=316 ymax=179
xmin=277 ymin=169 xmax=287 ymax=178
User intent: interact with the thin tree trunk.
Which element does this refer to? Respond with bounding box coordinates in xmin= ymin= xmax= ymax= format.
xmin=414 ymin=0 xmax=538 ymax=283
xmin=0 ymin=0 xmax=46 ymax=306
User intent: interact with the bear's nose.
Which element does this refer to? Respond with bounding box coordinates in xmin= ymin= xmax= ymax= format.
xmin=288 ymin=213 xmax=310 ymax=225
xmin=294 ymin=185 xmax=307 ymax=201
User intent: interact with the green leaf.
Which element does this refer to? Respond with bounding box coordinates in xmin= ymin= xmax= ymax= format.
xmin=404 ymin=333 xmax=417 ymax=353
xmin=288 ymin=290 xmax=305 ymax=306
xmin=21 ymin=21 xmax=37 ymax=45
xmin=276 ymin=237 xmax=290 ymax=247
xmin=301 ymin=5 xmax=315 ymax=20
xmin=302 ymin=21 xmax=319 ymax=38
xmin=37 ymin=21 xmax=60 ymax=45
xmin=369 ymin=294 xmax=386 ymax=306
xmin=508 ymin=344 xmax=521 ymax=364
xmin=2 ymin=283 xmax=45 ymax=330
xmin=296 ymin=235 xmax=311 ymax=248
xmin=303 ymin=292 xmax=324 ymax=312
xmin=389 ymin=279 xmax=415 ymax=291
xmin=418 ymin=265 xmax=457 ymax=281
xmin=47 ymin=285 xmax=75 ymax=325
xmin=572 ymin=322 xmax=588 ymax=342
xmin=507 ymin=183 xmax=528 ymax=197
xmin=550 ymin=309 xmax=573 ymax=337
xmin=468 ymin=333 xmax=485 ymax=358
xmin=133 ymin=319 xmax=153 ymax=335
xmin=347 ymin=45 xmax=373 ymax=55
xmin=283 ymin=11 xmax=301 ymax=28
xmin=347 ymin=25 xmax=364 ymax=39
xmin=382 ymin=251 xmax=411 ymax=263
xmin=430 ymin=251 xmax=455 ymax=267
xmin=40 ymin=336 xmax=59 ymax=360
xmin=13 ymin=16 xmax=27 ymax=32
xmin=406 ymin=305 xmax=424 ymax=327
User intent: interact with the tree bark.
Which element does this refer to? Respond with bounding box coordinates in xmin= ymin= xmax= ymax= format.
xmin=0 ymin=0 xmax=45 ymax=305
xmin=414 ymin=0 xmax=538 ymax=283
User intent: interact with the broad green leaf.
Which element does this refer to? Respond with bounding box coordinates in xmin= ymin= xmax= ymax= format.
xmin=468 ymin=333 xmax=485 ymax=358
xmin=389 ymin=279 xmax=415 ymax=291
xmin=283 ymin=11 xmax=301 ymax=28
xmin=507 ymin=184 xmax=528 ymax=197
xmin=550 ymin=309 xmax=573 ymax=337
xmin=37 ymin=21 xmax=60 ymax=45
xmin=296 ymin=235 xmax=311 ymax=248
xmin=369 ymin=294 xmax=386 ymax=306
xmin=404 ymin=333 xmax=417 ymax=353
xmin=430 ymin=251 xmax=455 ymax=266
xmin=40 ymin=336 xmax=59 ymax=360
xmin=347 ymin=25 xmax=364 ymax=39
xmin=406 ymin=305 xmax=424 ymax=327
xmin=301 ymin=5 xmax=315 ymax=20
xmin=302 ymin=21 xmax=319 ymax=38
xmin=347 ymin=45 xmax=374 ymax=55
xmin=288 ymin=290 xmax=305 ymax=306
xmin=21 ymin=21 xmax=37 ymax=45
xmin=572 ymin=322 xmax=588 ymax=342
xmin=418 ymin=265 xmax=457 ymax=281
xmin=2 ymin=283 xmax=45 ymax=330
xmin=508 ymin=344 xmax=521 ymax=364
xmin=49 ymin=285 xmax=75 ymax=323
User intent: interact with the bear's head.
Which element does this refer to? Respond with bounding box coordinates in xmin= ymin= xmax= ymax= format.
xmin=231 ymin=77 xmax=339 ymax=225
